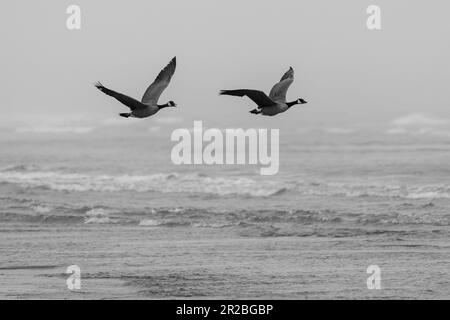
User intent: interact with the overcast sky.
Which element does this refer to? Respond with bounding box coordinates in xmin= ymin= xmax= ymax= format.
xmin=1 ymin=0 xmax=449 ymax=133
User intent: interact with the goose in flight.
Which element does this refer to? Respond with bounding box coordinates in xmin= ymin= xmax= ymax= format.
xmin=95 ymin=57 xmax=177 ymax=118
xmin=220 ymin=67 xmax=307 ymax=116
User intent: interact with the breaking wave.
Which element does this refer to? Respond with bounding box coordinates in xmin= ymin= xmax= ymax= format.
xmin=0 ymin=166 xmax=286 ymax=197
xmin=1 ymin=203 xmax=448 ymax=227
xmin=1 ymin=165 xmax=450 ymax=200
xmin=298 ymin=182 xmax=450 ymax=200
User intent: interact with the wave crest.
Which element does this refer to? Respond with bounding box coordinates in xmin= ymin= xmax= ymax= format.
xmin=0 ymin=168 xmax=286 ymax=197
xmin=2 ymin=165 xmax=450 ymax=200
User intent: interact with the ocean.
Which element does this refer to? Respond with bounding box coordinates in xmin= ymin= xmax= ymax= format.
xmin=0 ymin=129 xmax=449 ymax=299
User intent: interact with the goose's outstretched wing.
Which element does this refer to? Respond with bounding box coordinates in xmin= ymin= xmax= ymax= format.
xmin=269 ymin=67 xmax=294 ymax=102
xmin=219 ymin=89 xmax=275 ymax=108
xmin=95 ymin=82 xmax=145 ymax=110
xmin=141 ymin=57 xmax=176 ymax=105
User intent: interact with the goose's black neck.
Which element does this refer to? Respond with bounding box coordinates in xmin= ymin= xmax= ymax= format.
xmin=286 ymin=100 xmax=298 ymax=108
xmin=158 ymin=103 xmax=170 ymax=109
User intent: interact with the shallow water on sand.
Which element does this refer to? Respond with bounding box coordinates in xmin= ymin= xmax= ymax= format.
xmin=0 ymin=132 xmax=449 ymax=299
xmin=1 ymin=224 xmax=449 ymax=299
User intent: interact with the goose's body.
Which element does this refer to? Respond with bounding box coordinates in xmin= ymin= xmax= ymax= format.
xmin=220 ymin=67 xmax=307 ymax=116
xmin=95 ymin=57 xmax=177 ymax=118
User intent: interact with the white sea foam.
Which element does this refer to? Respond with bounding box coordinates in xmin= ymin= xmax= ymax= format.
xmin=0 ymin=169 xmax=285 ymax=197
xmin=32 ymin=205 xmax=53 ymax=214
xmin=84 ymin=208 xmax=120 ymax=224
xmin=138 ymin=219 xmax=162 ymax=226
xmin=84 ymin=216 xmax=117 ymax=224
xmin=293 ymin=181 xmax=450 ymax=200
xmin=2 ymin=166 xmax=450 ymax=200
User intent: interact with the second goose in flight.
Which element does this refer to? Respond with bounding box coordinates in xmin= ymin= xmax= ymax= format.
xmin=220 ymin=67 xmax=307 ymax=116
xmin=95 ymin=57 xmax=177 ymax=118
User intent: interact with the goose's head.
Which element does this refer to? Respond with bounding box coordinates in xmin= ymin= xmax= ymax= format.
xmin=287 ymin=98 xmax=308 ymax=108
xmin=168 ymin=101 xmax=177 ymax=107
